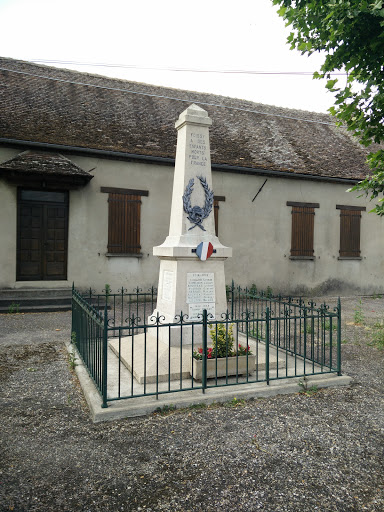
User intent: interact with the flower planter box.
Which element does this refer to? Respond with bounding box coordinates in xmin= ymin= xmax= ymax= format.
xmin=191 ymin=355 xmax=256 ymax=381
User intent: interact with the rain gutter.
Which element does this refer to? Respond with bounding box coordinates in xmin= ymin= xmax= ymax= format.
xmin=0 ymin=137 xmax=360 ymax=185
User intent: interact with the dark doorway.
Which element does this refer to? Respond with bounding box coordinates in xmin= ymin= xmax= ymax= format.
xmin=17 ymin=189 xmax=69 ymax=281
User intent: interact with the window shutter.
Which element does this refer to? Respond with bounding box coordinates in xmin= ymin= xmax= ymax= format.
xmin=339 ymin=209 xmax=361 ymax=257
xmin=108 ymin=193 xmax=141 ymax=254
xmin=291 ymin=206 xmax=315 ymax=257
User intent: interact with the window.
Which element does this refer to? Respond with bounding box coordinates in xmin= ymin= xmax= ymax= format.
xmin=336 ymin=205 xmax=365 ymax=259
xmin=213 ymin=196 xmax=225 ymax=236
xmin=101 ymin=187 xmax=148 ymax=255
xmin=287 ymin=201 xmax=320 ymax=259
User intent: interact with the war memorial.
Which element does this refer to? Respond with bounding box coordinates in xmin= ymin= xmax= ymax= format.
xmin=71 ymin=105 xmax=348 ymax=419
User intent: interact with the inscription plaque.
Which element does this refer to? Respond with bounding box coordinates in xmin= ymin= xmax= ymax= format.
xmin=162 ymin=271 xmax=174 ymax=302
xmin=188 ymin=132 xmax=208 ymax=167
xmin=188 ymin=303 xmax=216 ymax=321
xmin=187 ymin=273 xmax=215 ymax=304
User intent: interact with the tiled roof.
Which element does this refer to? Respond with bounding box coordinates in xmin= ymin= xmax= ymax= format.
xmin=0 ymin=57 xmax=377 ymax=180
xmin=0 ymin=150 xmax=92 ymax=178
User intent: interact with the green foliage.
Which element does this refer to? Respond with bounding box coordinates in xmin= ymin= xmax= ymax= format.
xmin=273 ymin=0 xmax=384 ymax=213
xmin=105 ymin=283 xmax=111 ymax=304
xmin=323 ymin=319 xmax=337 ymax=331
xmin=187 ymin=403 xmax=208 ymax=411
xmin=249 ymin=327 xmax=265 ymax=341
xmin=354 ymin=299 xmax=365 ymax=325
xmin=249 ymin=283 xmax=258 ymax=296
xmin=154 ymin=404 xmax=177 ymax=415
xmin=370 ymin=322 xmax=384 ymax=349
xmin=237 ymin=343 xmax=253 ymax=356
xmin=209 ymin=323 xmax=235 ymax=358
xmin=8 ymin=302 xmax=20 ymax=314
xmin=223 ymin=397 xmax=246 ymax=408
xmin=193 ymin=324 xmax=252 ymax=359
xmin=298 ymin=378 xmax=319 ymax=397
xmin=68 ymin=331 xmax=77 ymax=370
xmin=266 ymin=286 xmax=273 ymax=298
xmin=304 ymin=318 xmax=336 ymax=334
xmin=68 ymin=349 xmax=77 ymax=370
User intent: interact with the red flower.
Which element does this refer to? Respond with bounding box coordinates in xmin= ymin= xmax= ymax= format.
xmin=198 ymin=347 xmax=203 ymax=354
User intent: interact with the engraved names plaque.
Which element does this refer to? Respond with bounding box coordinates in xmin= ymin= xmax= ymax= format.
xmin=187 ymin=273 xmax=215 ymax=304
xmin=188 ymin=303 xmax=216 ymax=321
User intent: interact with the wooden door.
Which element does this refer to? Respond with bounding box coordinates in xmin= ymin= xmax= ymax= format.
xmin=17 ymin=190 xmax=68 ymax=281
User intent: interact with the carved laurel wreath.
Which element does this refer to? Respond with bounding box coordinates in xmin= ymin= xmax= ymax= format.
xmin=182 ymin=176 xmax=214 ymax=231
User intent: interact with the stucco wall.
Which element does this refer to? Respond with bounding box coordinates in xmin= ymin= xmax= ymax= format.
xmin=215 ymin=171 xmax=384 ymax=295
xmin=1 ymin=148 xmax=383 ymax=295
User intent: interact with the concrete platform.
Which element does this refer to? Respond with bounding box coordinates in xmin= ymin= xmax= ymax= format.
xmin=67 ymin=339 xmax=352 ymax=423
xmin=108 ymin=333 xmax=286 ymax=384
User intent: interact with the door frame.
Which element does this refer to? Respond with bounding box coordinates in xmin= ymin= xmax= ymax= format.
xmin=16 ymin=188 xmax=69 ymax=281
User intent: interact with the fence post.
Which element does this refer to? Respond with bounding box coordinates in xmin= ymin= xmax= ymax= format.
xmin=303 ymin=305 xmax=307 ymax=375
xmin=71 ymin=283 xmax=75 ymax=340
xmin=231 ymin=280 xmax=234 ymax=321
xmin=266 ymin=307 xmax=270 ymax=385
xmin=337 ymin=297 xmax=342 ymax=376
xmin=202 ymin=309 xmax=208 ymax=393
xmin=101 ymin=303 xmax=108 ymax=408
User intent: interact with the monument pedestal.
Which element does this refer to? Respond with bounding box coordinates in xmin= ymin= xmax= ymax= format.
xmin=151 ymin=253 xmax=230 ymax=345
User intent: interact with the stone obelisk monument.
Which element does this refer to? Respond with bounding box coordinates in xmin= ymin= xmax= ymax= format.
xmin=152 ymin=104 xmax=232 ymax=343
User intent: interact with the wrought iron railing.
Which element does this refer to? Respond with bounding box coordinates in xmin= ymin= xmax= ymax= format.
xmin=71 ymin=284 xmax=341 ymax=408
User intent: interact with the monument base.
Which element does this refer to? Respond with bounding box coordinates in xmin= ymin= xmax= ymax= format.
xmin=152 ymin=255 xmax=230 ymax=345
xmin=109 ymin=333 xmax=193 ymax=384
xmin=109 ymin=334 xmax=286 ymax=385
xmin=148 ymin=311 xmax=204 ymax=346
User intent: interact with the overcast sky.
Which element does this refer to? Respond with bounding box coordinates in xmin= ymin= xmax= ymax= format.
xmin=0 ymin=0 xmax=338 ymax=113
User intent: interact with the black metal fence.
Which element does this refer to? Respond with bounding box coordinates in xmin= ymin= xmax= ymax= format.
xmin=71 ymin=284 xmax=341 ymax=408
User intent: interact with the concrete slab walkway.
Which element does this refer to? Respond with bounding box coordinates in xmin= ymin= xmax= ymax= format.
xmin=68 ymin=337 xmax=352 ymax=422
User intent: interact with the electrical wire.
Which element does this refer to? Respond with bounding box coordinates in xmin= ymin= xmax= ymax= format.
xmin=28 ymin=58 xmax=348 ymax=76
xmin=0 ymin=64 xmax=338 ymax=127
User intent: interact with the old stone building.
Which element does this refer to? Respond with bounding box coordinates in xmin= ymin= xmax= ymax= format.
xmin=0 ymin=57 xmax=382 ymax=295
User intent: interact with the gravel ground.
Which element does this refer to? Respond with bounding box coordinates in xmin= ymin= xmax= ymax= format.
xmin=0 ymin=297 xmax=383 ymax=511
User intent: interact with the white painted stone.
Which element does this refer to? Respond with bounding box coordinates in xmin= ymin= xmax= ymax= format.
xmin=152 ymin=105 xmax=232 ymax=344
xmin=153 ymin=104 xmax=232 ymax=258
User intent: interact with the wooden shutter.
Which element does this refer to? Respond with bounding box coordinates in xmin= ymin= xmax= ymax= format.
xmin=108 ymin=193 xmax=141 ymax=254
xmin=339 ymin=208 xmax=362 ymax=257
xmin=290 ymin=206 xmax=315 ymax=257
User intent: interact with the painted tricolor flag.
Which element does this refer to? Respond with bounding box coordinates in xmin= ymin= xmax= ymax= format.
xmin=196 ymin=242 xmax=214 ymax=261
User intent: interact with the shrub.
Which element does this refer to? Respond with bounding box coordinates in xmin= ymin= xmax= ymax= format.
xmin=209 ymin=323 xmax=235 ymax=358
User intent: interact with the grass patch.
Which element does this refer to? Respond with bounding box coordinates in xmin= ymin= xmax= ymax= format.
xmin=369 ymin=322 xmax=384 ymax=349
xmin=223 ymin=397 xmax=246 ymax=408
xmin=8 ymin=302 xmax=20 ymax=314
xmin=154 ymin=404 xmax=177 ymax=416
xmin=152 ymin=397 xmax=250 ymax=416
xmin=354 ymin=299 xmax=365 ymax=325
xmin=298 ymin=378 xmax=319 ymax=397
xmin=304 ymin=319 xmax=337 ymax=334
